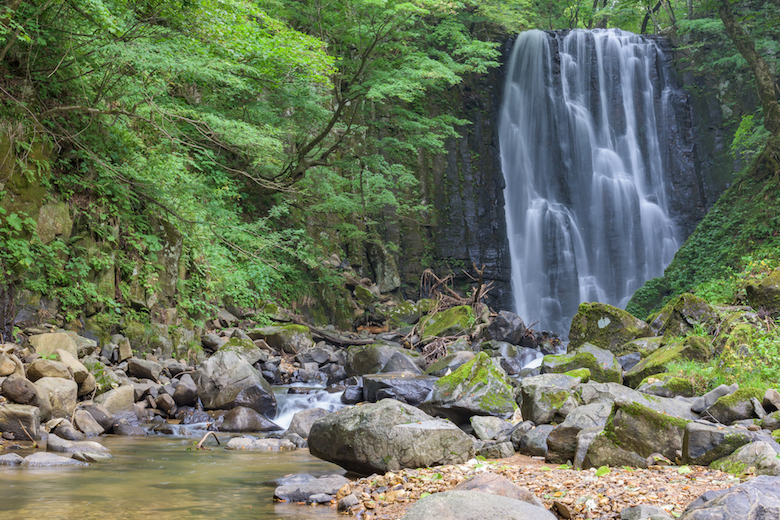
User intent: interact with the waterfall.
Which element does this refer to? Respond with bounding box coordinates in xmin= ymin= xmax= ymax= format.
xmin=499 ymin=29 xmax=680 ymax=335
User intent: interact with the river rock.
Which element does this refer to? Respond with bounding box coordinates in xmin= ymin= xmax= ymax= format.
xmin=624 ymin=337 xmax=711 ymax=388
xmin=155 ymin=393 xmax=176 ymax=415
xmin=47 ymin=433 xmax=109 ymax=453
xmin=711 ymin=441 xmax=780 ymax=476
xmin=94 ymin=385 xmax=135 ymax=414
xmin=678 ymin=475 xmax=780 ymax=520
xmin=0 ymin=352 xmax=24 ymax=377
xmin=399 ymin=490 xmax=556 ymax=520
xmin=225 ymin=437 xmax=296 ymax=451
xmin=193 ymin=348 xmax=276 ymax=416
xmin=2 ymin=373 xmax=42 ymax=406
xmin=79 ymin=403 xmax=114 ymax=432
xmin=286 ymin=408 xmax=331 ymax=439
xmin=620 ymin=505 xmax=673 ymax=520
xmin=51 ymin=418 xmax=85 ymax=441
xmin=655 ymin=293 xmax=718 ymax=337
xmin=21 ymin=452 xmax=88 ymax=467
xmin=248 ymin=325 xmax=313 ymax=355
xmin=0 ymin=403 xmax=41 ymax=440
xmin=218 ymin=406 xmax=281 ymax=432
xmin=703 ymin=387 xmax=764 ymax=424
xmin=485 ymin=311 xmax=526 ymax=344
xmin=637 ymin=375 xmax=695 ymax=398
xmin=546 ymin=402 xmax=613 ymax=464
xmin=606 ymin=400 xmax=690 ymax=461
xmin=26 ymin=358 xmax=71 ymax=381
xmin=73 ymin=409 xmax=104 ymax=436
xmin=0 ymin=453 xmax=24 ymax=465
xmin=200 ymin=333 xmax=226 ymax=353
xmin=425 ymin=351 xmax=475 ymax=377
xmin=274 ymin=474 xmax=350 ymax=503
xmin=78 ymin=372 xmax=97 ymax=397
xmin=519 ymin=373 xmax=580 ymax=425
xmin=55 ymin=349 xmax=90 ymax=384
xmin=345 ymin=342 xmax=420 ymax=377
xmin=682 ymin=421 xmax=780 ymax=466
xmin=420 ymin=352 xmax=517 ymax=424
xmin=568 ymin=302 xmax=653 ymax=355
xmin=420 ymin=305 xmax=476 ymax=338
xmin=543 ymin=343 xmax=622 ymax=383
xmin=35 ymin=377 xmax=78 ymax=419
xmin=760 ymin=410 xmax=780 ymax=431
xmin=309 ymin=399 xmax=474 ymax=474
xmin=582 ymin=432 xmax=649 ymax=469
xmin=172 ymin=373 xmax=198 ymax=406
xmin=516 ymin=425 xmax=554 ymax=457
xmin=127 ymin=357 xmax=163 ymax=382
xmin=28 ymin=332 xmax=78 ymax=358
xmin=72 ymin=451 xmax=113 ymax=462
xmin=764 ymin=388 xmax=780 ymax=412
xmin=362 ymin=372 xmax=437 ymax=406
xmin=113 ymin=419 xmax=146 ymax=436
xmin=452 ymin=472 xmax=544 ymax=508
xmin=476 ymin=440 xmax=515 ymax=459
xmin=381 ymin=351 xmax=423 ymax=374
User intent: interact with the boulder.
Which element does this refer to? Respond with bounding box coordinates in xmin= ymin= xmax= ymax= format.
xmin=55 ymin=349 xmax=90 ymax=384
xmin=625 ymin=337 xmax=712 ymax=388
xmin=345 ymin=342 xmax=422 ymax=377
xmin=26 ymin=358 xmax=71 ymax=381
xmin=248 ymin=325 xmax=313 ymax=355
xmin=94 ymin=385 xmax=135 ymax=415
xmin=682 ymin=421 xmax=780 ymax=466
xmin=366 ymin=241 xmax=401 ymax=292
xmin=218 ymin=406 xmax=281 ymax=432
xmin=79 ymin=403 xmax=114 ymax=433
xmin=606 ymin=400 xmax=691 ymax=461
xmin=78 ymin=372 xmax=97 ymax=397
xmin=582 ymin=432 xmax=649 ymax=469
xmin=398 ymin=490 xmax=556 ymax=520
xmin=113 ymin=420 xmax=146 ymax=436
xmin=155 ymin=394 xmax=176 ymax=414
xmin=677 ymin=475 xmax=780 ymax=520
xmin=225 ymin=437 xmax=296 ymax=451
xmin=28 ymin=332 xmax=78 ymax=358
xmin=0 ymin=403 xmax=41 ymax=440
xmin=519 ymin=373 xmax=580 ymax=425
xmin=637 ymin=375 xmax=695 ymax=398
xmin=761 ymin=410 xmax=780 ymax=431
xmin=480 ymin=341 xmax=540 ymax=375
xmin=654 ymin=293 xmax=718 ymax=337
xmin=362 ymin=372 xmax=437 ymax=406
xmin=0 ymin=453 xmax=24 ymax=465
xmin=73 ymin=409 xmax=105 ymax=437
xmin=35 ymin=377 xmax=78 ymax=419
xmin=217 ymin=338 xmax=266 ymax=364
xmin=0 ymin=353 xmax=24 ymax=377
xmin=420 ymin=352 xmax=517 ymax=424
xmin=47 ymin=433 xmax=109 ymax=453
xmin=308 ymin=399 xmax=474 ymax=475
xmin=691 ymin=384 xmax=738 ymax=413
xmin=745 ymin=269 xmax=780 ymax=317
xmin=200 ymin=333 xmax=226 ymax=353
xmin=21 ymin=452 xmax=88 ymax=467
xmin=425 ymin=351 xmax=475 ymax=377
xmin=381 ymin=351 xmax=423 ymax=374
xmin=516 ymin=425 xmax=554 ymax=457
xmin=51 ymin=418 xmax=85 ymax=441
xmin=620 ymin=505 xmax=674 ymax=520
xmin=470 ymin=416 xmax=513 ymax=441
xmin=451 ymin=472 xmax=544 ymax=508
xmin=711 ymin=441 xmax=780 ymax=476
xmin=274 ymin=475 xmax=350 ymax=503
xmin=420 ymin=306 xmax=476 ymax=338
xmin=764 ymin=388 xmax=780 ymax=412
xmin=546 ymin=402 xmax=613 ymax=464
xmin=126 ymin=357 xmax=163 ymax=382
xmin=172 ymin=373 xmax=198 ymax=407
xmin=542 ymin=343 xmax=622 ymax=384
xmin=286 ymin=408 xmax=331 ymax=439
xmin=568 ymin=302 xmax=653 ymax=355
xmin=703 ymin=387 xmax=764 ymax=424
xmin=485 ymin=311 xmax=526 ymax=344
xmin=193 ymin=348 xmax=276 ymax=416
xmin=2 ymin=373 xmax=43 ymax=407
xmin=476 ymin=441 xmax=515 ymax=459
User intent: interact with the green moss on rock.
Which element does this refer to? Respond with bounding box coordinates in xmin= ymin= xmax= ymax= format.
xmin=568 ymin=302 xmax=653 ymax=355
xmin=563 ymin=368 xmax=591 ymax=382
xmin=746 ymin=268 xmax=780 ymax=317
xmin=420 ymin=305 xmax=475 ymax=338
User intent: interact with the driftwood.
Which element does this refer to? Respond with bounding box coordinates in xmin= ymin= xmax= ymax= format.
xmin=196 ymin=431 xmax=220 ymax=450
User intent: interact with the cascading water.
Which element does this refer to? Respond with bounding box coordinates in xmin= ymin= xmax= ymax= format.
xmin=499 ymin=29 xmax=681 ymax=335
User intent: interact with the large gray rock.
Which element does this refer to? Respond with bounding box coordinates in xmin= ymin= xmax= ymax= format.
xmin=543 ymin=343 xmax=623 ymax=384
xmin=0 ymin=403 xmax=41 ymax=440
xmin=225 ymin=437 xmax=296 ymax=451
xmin=606 ymin=400 xmax=691 ymax=461
xmin=712 ymin=441 xmax=780 ymax=476
xmin=568 ymin=302 xmax=653 ymax=355
xmin=247 ymin=325 xmax=313 ymax=355
xmin=399 ymin=490 xmax=556 ymax=520
xmin=0 ymin=453 xmax=24 ymax=465
xmin=218 ymin=406 xmax=281 ymax=432
xmin=0 ymin=353 xmax=24 ymax=377
xmin=452 ymin=472 xmax=544 ymax=508
xmin=683 ymin=421 xmax=780 ymax=466
xmin=485 ymin=311 xmax=526 ymax=344
xmin=546 ymin=402 xmax=613 ymax=464
xmin=345 ymin=342 xmax=421 ymax=377
xmin=362 ymin=372 xmax=437 ymax=406
xmin=94 ymin=385 xmax=135 ymax=415
xmin=193 ymin=348 xmax=276 ymax=416
xmin=381 ymin=351 xmax=423 ymax=375
xmin=285 ymin=408 xmax=331 ymax=439
xmin=35 ymin=377 xmax=78 ymax=419
xmin=516 ymin=425 xmax=554 ymax=457
xmin=425 ymin=351 xmax=475 ymax=377
xmin=47 ymin=433 xmax=109 ymax=453
xmin=216 ymin=338 xmax=266 ymax=364
xmin=274 ymin=475 xmax=350 ymax=503
xmin=309 ymin=399 xmax=475 ymax=475
xmin=421 ymin=352 xmax=517 ymax=424
xmin=172 ymin=373 xmax=198 ymax=406
xmin=470 ymin=416 xmax=513 ymax=441
xmin=678 ymin=475 xmax=780 ymax=520
xmin=691 ymin=384 xmax=738 ymax=413
xmin=519 ymin=373 xmax=581 ymax=425
xmin=2 ymin=373 xmax=44 ymax=408
xmin=26 ymin=358 xmax=71 ymax=381
xmin=73 ymin=409 xmax=104 ymax=437
xmin=28 ymin=333 xmax=78 ymax=358
xmin=126 ymin=357 xmax=163 ymax=382
xmin=582 ymin=432 xmax=649 ymax=469
xmin=21 ymin=452 xmax=88 ymax=467
xmin=79 ymin=403 xmax=114 ymax=433
xmin=579 ymin=381 xmax=697 ymax=420
xmin=55 ymin=349 xmax=90 ymax=384
xmin=703 ymin=388 xmax=764 ymax=424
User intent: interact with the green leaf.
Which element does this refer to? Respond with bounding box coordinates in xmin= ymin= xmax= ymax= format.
xmin=678 ymin=465 xmax=692 ymax=474
xmin=595 ymin=466 xmax=610 ymax=477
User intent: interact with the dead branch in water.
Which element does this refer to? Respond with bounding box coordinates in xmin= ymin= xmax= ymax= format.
xmin=196 ymin=431 xmax=221 ymax=450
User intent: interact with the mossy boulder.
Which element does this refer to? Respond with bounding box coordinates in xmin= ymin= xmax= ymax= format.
xmin=345 ymin=341 xmax=422 ymax=377
xmin=582 ymin=430 xmax=648 ymax=469
xmin=624 ymin=336 xmax=712 ymax=388
xmin=386 ymin=301 xmax=424 ymax=327
xmin=621 ymin=336 xmax=664 ymax=358
xmin=683 ymin=422 xmax=774 ymax=466
xmin=657 ymin=293 xmax=718 ymax=339
xmin=606 ymin=401 xmax=691 ymax=461
xmin=636 ymin=375 xmax=695 ymax=398
xmin=704 ymin=387 xmax=765 ymax=424
xmin=425 ymin=351 xmax=475 ymax=377
xmin=746 ymin=268 xmax=780 ymax=317
xmin=248 ymin=324 xmax=313 ymax=355
xmin=353 ymin=285 xmax=374 ymax=307
xmin=519 ymin=373 xmax=581 ymax=425
xmin=217 ymin=338 xmax=265 ymax=365
xmin=420 ymin=352 xmax=517 ymax=424
xmin=711 ymin=441 xmax=780 ymax=476
xmin=542 ymin=343 xmax=622 ymax=384
xmin=420 ymin=305 xmax=475 ymax=338
xmin=568 ymin=302 xmax=653 ymax=355
xmin=564 ymin=368 xmax=591 ymax=382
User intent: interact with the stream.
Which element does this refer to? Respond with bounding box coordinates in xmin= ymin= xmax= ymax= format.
xmin=0 ymin=387 xmax=348 ymax=520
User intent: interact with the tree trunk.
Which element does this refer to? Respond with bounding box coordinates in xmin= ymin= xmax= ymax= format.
xmin=719 ymin=1 xmax=780 ymax=135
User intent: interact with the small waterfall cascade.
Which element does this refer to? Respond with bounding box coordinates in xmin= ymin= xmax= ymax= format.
xmin=499 ymin=29 xmax=680 ymax=334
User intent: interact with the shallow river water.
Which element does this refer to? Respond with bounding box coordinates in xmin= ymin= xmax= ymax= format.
xmin=0 ymin=435 xmax=346 ymax=520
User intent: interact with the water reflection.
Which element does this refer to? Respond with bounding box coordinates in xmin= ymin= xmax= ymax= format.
xmin=0 ymin=436 xmax=345 ymax=520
